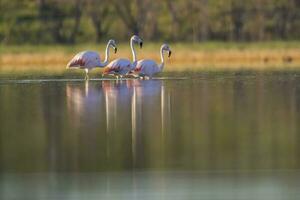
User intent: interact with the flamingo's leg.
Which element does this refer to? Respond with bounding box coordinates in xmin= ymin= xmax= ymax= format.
xmin=140 ymin=75 xmax=147 ymax=80
xmin=85 ymin=69 xmax=89 ymax=80
xmin=125 ymin=71 xmax=137 ymax=78
xmin=103 ymin=73 xmax=115 ymax=79
xmin=102 ymin=74 xmax=108 ymax=78
xmin=128 ymin=73 xmax=139 ymax=79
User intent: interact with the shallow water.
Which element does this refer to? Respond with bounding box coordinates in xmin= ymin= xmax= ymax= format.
xmin=1 ymin=72 xmax=300 ymax=199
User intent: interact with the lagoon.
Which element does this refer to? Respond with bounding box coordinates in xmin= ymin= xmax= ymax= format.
xmin=1 ymin=72 xmax=300 ymax=199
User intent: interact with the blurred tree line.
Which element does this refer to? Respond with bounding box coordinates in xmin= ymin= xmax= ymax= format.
xmin=0 ymin=0 xmax=299 ymax=44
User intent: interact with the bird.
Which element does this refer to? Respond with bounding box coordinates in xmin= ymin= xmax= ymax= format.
xmin=66 ymin=39 xmax=117 ymax=80
xmin=102 ymin=35 xmax=143 ymax=79
xmin=133 ymin=44 xmax=172 ymax=79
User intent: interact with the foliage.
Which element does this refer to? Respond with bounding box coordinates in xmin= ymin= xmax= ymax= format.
xmin=0 ymin=0 xmax=299 ymax=44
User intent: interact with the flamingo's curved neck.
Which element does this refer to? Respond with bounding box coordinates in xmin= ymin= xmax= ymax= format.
xmin=159 ymin=47 xmax=165 ymax=71
xmin=130 ymin=39 xmax=137 ymax=62
xmin=101 ymin=42 xmax=110 ymax=67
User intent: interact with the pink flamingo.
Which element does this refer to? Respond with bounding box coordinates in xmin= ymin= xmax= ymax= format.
xmin=134 ymin=44 xmax=172 ymax=79
xmin=66 ymin=39 xmax=117 ymax=80
xmin=103 ymin=35 xmax=143 ymax=79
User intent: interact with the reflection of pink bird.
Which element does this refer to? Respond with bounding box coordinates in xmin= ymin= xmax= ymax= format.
xmin=103 ymin=35 xmax=143 ymax=78
xmin=134 ymin=44 xmax=172 ymax=79
xmin=66 ymin=39 xmax=117 ymax=80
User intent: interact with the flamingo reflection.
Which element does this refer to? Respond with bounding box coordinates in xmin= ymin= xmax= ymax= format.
xmin=65 ymin=79 xmax=172 ymax=168
xmin=130 ymin=80 xmax=171 ymax=167
xmin=102 ymin=80 xmax=134 ymax=160
xmin=161 ymin=84 xmax=172 ymax=135
xmin=66 ymin=81 xmax=104 ymax=124
xmin=65 ymin=81 xmax=105 ymax=170
xmin=102 ymin=80 xmax=134 ymax=133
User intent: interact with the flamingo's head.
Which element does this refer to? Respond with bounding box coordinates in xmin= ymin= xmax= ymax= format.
xmin=108 ymin=39 xmax=118 ymax=53
xmin=162 ymin=44 xmax=172 ymax=58
xmin=131 ymin=35 xmax=143 ymax=48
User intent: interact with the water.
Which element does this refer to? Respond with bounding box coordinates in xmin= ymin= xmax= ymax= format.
xmin=1 ymin=72 xmax=300 ymax=199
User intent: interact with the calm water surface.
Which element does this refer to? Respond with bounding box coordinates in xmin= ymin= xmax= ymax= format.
xmin=1 ymin=72 xmax=300 ymax=199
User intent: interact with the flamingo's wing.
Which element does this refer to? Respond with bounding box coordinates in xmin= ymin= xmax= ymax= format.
xmin=67 ymin=52 xmax=85 ymax=68
xmin=103 ymin=59 xmax=131 ymax=74
xmin=134 ymin=60 xmax=144 ymax=73
xmin=67 ymin=51 xmax=101 ymax=69
xmin=103 ymin=60 xmax=120 ymax=74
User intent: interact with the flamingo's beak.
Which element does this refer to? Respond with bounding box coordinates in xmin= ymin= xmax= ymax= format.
xmin=140 ymin=42 xmax=143 ymax=49
xmin=168 ymin=51 xmax=172 ymax=58
xmin=114 ymin=47 xmax=117 ymax=54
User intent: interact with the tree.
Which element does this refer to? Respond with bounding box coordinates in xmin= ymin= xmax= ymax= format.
xmin=38 ymin=0 xmax=83 ymax=43
xmin=165 ymin=0 xmax=181 ymax=40
xmin=185 ymin=0 xmax=209 ymax=41
xmin=86 ymin=0 xmax=111 ymax=42
xmin=112 ymin=0 xmax=139 ymax=35
xmin=230 ymin=0 xmax=246 ymax=41
xmin=0 ymin=0 xmax=300 ymax=44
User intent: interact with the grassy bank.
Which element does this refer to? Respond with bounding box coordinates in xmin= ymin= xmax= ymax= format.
xmin=1 ymin=41 xmax=300 ymax=76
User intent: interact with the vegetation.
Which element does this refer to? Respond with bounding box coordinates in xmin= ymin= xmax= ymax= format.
xmin=0 ymin=0 xmax=299 ymax=44
xmin=0 ymin=1 xmax=299 ymax=76
xmin=0 ymin=42 xmax=299 ymax=78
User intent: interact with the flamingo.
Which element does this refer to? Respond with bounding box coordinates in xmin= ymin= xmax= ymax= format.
xmin=66 ymin=39 xmax=117 ymax=80
xmin=103 ymin=35 xmax=143 ymax=79
xmin=134 ymin=44 xmax=172 ymax=79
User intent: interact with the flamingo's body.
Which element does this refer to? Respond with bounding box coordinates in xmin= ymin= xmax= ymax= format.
xmin=134 ymin=44 xmax=172 ymax=79
xmin=67 ymin=39 xmax=117 ymax=80
xmin=67 ymin=51 xmax=102 ymax=69
xmin=103 ymin=35 xmax=143 ymax=78
xmin=134 ymin=60 xmax=160 ymax=78
xmin=103 ymin=59 xmax=134 ymax=76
